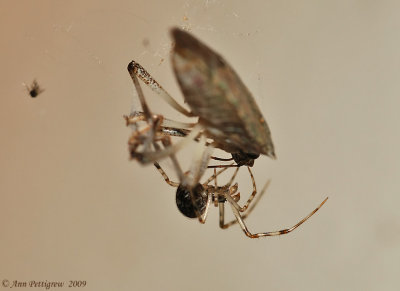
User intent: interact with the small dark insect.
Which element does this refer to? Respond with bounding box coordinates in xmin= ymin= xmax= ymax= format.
xmin=126 ymin=28 xmax=275 ymax=168
xmin=24 ymin=79 xmax=44 ymax=98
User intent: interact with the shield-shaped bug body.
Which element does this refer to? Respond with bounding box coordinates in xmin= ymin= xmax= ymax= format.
xmin=171 ymin=28 xmax=275 ymax=161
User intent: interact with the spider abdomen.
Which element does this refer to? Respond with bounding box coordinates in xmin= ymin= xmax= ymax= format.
xmin=176 ymin=183 xmax=206 ymax=218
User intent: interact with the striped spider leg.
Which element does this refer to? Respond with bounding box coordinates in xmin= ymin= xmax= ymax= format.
xmin=221 ymin=182 xmax=329 ymax=238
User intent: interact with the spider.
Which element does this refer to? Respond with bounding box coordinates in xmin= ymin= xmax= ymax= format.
xmin=126 ymin=28 xmax=275 ymax=168
xmin=152 ymin=138 xmax=328 ymax=238
xmin=23 ymin=79 xmax=44 ymax=98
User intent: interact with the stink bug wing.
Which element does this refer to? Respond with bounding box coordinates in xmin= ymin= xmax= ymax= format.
xmin=214 ymin=58 xmax=276 ymax=158
xmin=171 ymin=28 xmax=275 ymax=158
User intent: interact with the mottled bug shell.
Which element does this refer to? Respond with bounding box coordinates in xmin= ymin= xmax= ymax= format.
xmin=171 ymin=28 xmax=276 ymax=159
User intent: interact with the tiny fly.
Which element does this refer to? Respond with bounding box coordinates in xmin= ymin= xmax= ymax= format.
xmin=24 ymin=79 xmax=44 ymax=98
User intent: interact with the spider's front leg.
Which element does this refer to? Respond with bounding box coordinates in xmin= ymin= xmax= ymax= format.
xmin=226 ymin=195 xmax=329 ymax=239
xmin=153 ymin=162 xmax=180 ymax=187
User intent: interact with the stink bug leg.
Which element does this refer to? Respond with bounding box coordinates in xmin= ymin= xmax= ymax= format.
xmin=126 ymin=61 xmax=204 ymax=164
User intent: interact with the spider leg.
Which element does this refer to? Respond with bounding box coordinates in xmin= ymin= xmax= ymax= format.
xmin=198 ymin=192 xmax=213 ymax=224
xmin=153 ymin=162 xmax=179 ymax=187
xmin=221 ymin=179 xmax=271 ymax=228
xmin=202 ymin=165 xmax=232 ymax=185
xmin=156 ymin=137 xmax=185 ymax=182
xmin=227 ymin=167 xmax=259 ymax=212
xmin=225 ymin=167 xmax=240 ymax=187
xmin=219 ymin=202 xmax=227 ymax=229
xmin=226 ymin=195 xmax=329 ymax=238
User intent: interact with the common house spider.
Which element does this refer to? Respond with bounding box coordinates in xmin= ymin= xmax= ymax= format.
xmin=152 ymin=139 xmax=327 ymax=238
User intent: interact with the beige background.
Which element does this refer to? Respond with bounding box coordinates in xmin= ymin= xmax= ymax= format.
xmin=1 ymin=1 xmax=399 ymax=290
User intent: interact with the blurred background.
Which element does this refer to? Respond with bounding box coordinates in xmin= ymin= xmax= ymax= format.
xmin=1 ymin=1 xmax=399 ymax=290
